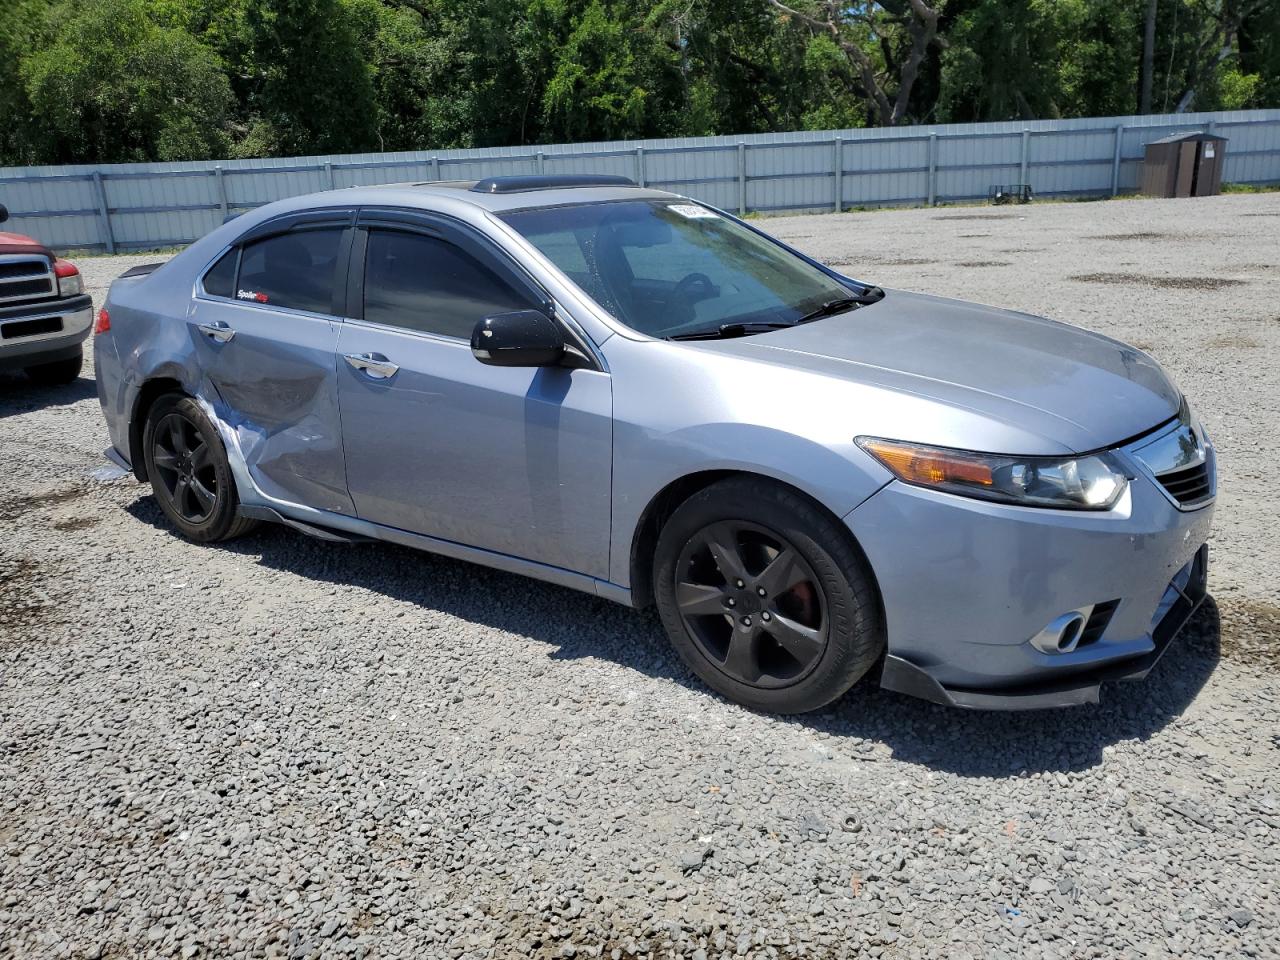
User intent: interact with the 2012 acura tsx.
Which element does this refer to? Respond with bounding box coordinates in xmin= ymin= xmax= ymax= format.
xmin=93 ymin=175 xmax=1215 ymax=713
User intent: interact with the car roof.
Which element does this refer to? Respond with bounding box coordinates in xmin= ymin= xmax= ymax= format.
xmin=323 ymin=177 xmax=682 ymax=215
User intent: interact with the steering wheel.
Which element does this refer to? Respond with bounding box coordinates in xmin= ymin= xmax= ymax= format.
xmin=664 ymin=272 xmax=717 ymax=316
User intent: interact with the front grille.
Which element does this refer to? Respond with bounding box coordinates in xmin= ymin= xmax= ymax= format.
xmin=0 ymin=277 xmax=54 ymax=299
xmin=1156 ymin=462 xmax=1212 ymax=506
xmin=1 ymin=316 xmax=63 ymax=339
xmin=0 ymin=255 xmax=56 ymax=305
xmin=1079 ymin=600 xmax=1120 ymax=647
xmin=0 ymin=260 xmax=49 ymax=280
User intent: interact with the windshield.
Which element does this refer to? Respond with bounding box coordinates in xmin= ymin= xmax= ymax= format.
xmin=500 ymin=199 xmax=855 ymax=338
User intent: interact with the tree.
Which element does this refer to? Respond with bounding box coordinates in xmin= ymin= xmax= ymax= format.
xmin=938 ymin=0 xmax=1139 ymax=123
xmin=1171 ymin=0 xmax=1269 ymax=112
xmin=19 ymin=0 xmax=234 ymax=163
xmin=230 ymin=0 xmax=380 ymax=155
xmin=1140 ymin=0 xmax=1158 ymax=113
xmin=763 ymin=0 xmax=944 ymax=126
xmin=0 ymin=0 xmax=51 ymax=165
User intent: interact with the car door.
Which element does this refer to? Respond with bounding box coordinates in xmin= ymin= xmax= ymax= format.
xmin=187 ymin=209 xmax=356 ymax=515
xmin=335 ymin=209 xmax=613 ymax=579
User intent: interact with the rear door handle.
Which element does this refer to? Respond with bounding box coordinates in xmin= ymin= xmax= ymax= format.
xmin=344 ymin=352 xmax=399 ymax=379
xmin=196 ymin=321 xmax=235 ymax=343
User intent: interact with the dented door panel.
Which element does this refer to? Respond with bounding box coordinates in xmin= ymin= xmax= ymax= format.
xmin=188 ymin=296 xmax=353 ymax=515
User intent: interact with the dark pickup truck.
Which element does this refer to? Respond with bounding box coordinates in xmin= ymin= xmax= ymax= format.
xmin=0 ymin=202 xmax=94 ymax=384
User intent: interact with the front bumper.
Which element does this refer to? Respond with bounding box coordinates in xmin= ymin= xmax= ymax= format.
xmin=879 ymin=545 xmax=1208 ymax=709
xmin=0 ymin=293 xmax=93 ymax=370
xmin=846 ymin=452 xmax=1215 ymax=710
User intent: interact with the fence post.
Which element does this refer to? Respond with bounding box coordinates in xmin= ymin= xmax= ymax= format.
xmin=737 ymin=143 xmax=747 ymax=216
xmin=430 ymin=157 xmax=440 ymax=181
xmin=91 ymin=171 xmax=115 ymax=255
xmin=1019 ymin=130 xmax=1030 ymax=186
xmin=1111 ymin=124 xmax=1125 ymax=197
xmin=536 ymin=151 xmax=546 ymax=174
xmin=833 ymin=137 xmax=843 ymax=213
xmin=213 ymin=166 xmax=228 ymax=223
xmin=635 ymin=146 xmax=646 ymax=187
xmin=927 ymin=133 xmax=938 ymax=206
xmin=323 ymin=161 xmax=335 ymax=190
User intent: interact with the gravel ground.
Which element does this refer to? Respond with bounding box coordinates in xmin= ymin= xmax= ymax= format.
xmin=2 ymin=192 xmax=1278 ymax=960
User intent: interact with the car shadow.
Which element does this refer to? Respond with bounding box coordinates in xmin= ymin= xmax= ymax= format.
xmin=0 ymin=372 xmax=97 ymax=418
xmin=124 ymin=494 xmax=1222 ymax=779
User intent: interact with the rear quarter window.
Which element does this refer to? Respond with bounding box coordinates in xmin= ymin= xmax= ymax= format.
xmin=201 ymin=249 xmax=238 ymax=298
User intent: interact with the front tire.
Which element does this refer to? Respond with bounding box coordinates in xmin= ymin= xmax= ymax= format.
xmin=24 ymin=348 xmax=83 ymax=385
xmin=653 ymin=477 xmax=884 ymax=714
xmin=142 ymin=394 xmax=257 ymax=542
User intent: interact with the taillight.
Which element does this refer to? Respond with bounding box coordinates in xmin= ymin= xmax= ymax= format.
xmin=54 ymin=259 xmax=84 ymax=298
xmin=94 ymin=308 xmax=111 ymax=335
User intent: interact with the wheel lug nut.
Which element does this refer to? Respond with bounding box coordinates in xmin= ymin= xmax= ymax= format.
xmin=757 ymin=587 xmax=766 ymax=597
xmin=727 ymin=598 xmax=736 ymax=607
xmin=741 ymin=616 xmax=752 ymax=627
xmin=735 ymin=579 xmax=745 ymax=589
xmin=762 ymin=612 xmax=771 ymax=622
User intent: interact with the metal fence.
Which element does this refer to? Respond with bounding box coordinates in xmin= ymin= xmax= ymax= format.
xmin=2 ymin=108 xmax=1278 ymax=253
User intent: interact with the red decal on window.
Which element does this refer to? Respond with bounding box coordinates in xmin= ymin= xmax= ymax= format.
xmin=255 ymin=292 xmax=268 ymax=303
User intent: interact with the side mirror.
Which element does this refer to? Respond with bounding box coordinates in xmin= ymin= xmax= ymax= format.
xmin=0 ymin=204 xmax=8 ymax=224
xmin=471 ymin=309 xmax=565 ymax=367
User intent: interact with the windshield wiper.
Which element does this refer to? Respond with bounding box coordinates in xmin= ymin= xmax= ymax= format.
xmin=793 ymin=287 xmax=884 ymax=325
xmin=666 ymin=321 xmax=795 ymax=341
xmin=666 ymin=286 xmax=886 ymax=341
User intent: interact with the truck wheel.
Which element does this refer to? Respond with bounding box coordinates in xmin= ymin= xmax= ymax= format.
xmin=24 ymin=348 xmax=83 ymax=385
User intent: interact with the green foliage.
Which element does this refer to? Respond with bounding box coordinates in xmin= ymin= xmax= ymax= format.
xmin=939 ymin=0 xmax=1140 ymax=122
xmin=17 ymin=0 xmax=234 ymax=163
xmin=0 ymin=0 xmax=1275 ymax=167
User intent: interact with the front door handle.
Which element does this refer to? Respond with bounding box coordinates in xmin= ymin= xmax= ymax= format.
xmin=197 ymin=321 xmax=235 ymax=343
xmin=344 ymin=352 xmax=399 ymax=379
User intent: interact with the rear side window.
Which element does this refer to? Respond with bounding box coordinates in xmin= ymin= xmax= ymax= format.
xmin=201 ymin=249 xmax=238 ymax=298
xmin=236 ymin=228 xmax=344 ymax=314
xmin=362 ymin=229 xmax=537 ymax=339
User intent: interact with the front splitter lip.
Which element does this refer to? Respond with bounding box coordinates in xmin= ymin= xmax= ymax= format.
xmin=879 ymin=544 xmax=1210 ymax=710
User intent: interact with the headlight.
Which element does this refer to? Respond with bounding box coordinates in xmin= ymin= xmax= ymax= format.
xmin=58 ymin=273 xmax=83 ymax=298
xmin=856 ymin=437 xmax=1128 ymax=510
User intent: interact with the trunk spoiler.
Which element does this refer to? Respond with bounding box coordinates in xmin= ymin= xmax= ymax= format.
xmin=119 ymin=262 xmax=165 ymax=279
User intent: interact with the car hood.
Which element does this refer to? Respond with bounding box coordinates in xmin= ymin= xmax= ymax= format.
xmin=0 ymin=231 xmax=52 ymax=259
xmin=699 ymin=289 xmax=1180 ymax=454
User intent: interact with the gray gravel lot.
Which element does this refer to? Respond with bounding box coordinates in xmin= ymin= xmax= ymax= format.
xmin=2 ymin=192 xmax=1278 ymax=959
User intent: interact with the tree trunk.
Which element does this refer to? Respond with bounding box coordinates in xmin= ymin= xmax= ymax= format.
xmin=1140 ymin=0 xmax=1157 ymax=114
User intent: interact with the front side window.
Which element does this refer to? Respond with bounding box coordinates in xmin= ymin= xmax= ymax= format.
xmin=362 ymin=229 xmax=537 ymax=339
xmin=236 ymin=228 xmax=344 ymax=314
xmin=500 ymin=200 xmax=852 ymax=338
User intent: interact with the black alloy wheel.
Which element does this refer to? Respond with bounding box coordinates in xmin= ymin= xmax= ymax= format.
xmin=652 ymin=475 xmax=884 ymax=714
xmin=142 ymin=394 xmax=258 ymax=542
xmin=674 ymin=520 xmax=828 ymax=688
xmin=150 ymin=410 xmax=219 ymax=524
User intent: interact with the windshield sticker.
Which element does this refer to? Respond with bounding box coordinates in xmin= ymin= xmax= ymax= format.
xmin=667 ymin=204 xmax=720 ymax=220
xmin=237 ymin=289 xmax=269 ymax=303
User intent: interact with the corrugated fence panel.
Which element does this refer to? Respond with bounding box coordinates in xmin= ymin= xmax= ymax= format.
xmin=2 ymin=109 xmax=1277 ymax=251
xmin=439 ymin=155 xmax=539 ymax=181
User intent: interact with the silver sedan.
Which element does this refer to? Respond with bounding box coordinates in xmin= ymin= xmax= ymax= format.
xmin=93 ymin=175 xmax=1215 ymax=713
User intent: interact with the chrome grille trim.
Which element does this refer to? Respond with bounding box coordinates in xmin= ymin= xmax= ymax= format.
xmin=0 ymin=253 xmax=56 ymax=305
xmin=1123 ymin=404 xmax=1216 ymax=511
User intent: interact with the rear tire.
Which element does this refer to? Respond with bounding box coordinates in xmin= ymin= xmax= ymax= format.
xmin=142 ymin=394 xmax=258 ymax=542
xmin=653 ymin=476 xmax=884 ymax=714
xmin=24 ymin=348 xmax=83 ymax=385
